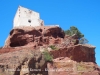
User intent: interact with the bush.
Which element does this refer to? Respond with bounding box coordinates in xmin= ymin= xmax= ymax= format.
xmin=42 ymin=50 xmax=53 ymax=62
xmin=49 ymin=45 xmax=58 ymax=50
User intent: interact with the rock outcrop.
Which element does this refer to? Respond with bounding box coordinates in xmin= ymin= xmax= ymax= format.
xmin=4 ymin=26 xmax=65 ymax=48
xmin=0 ymin=48 xmax=47 ymax=75
xmin=47 ymin=57 xmax=100 ymax=75
xmin=50 ymin=44 xmax=96 ymax=63
xmin=1 ymin=5 xmax=99 ymax=75
xmin=0 ymin=26 xmax=99 ymax=75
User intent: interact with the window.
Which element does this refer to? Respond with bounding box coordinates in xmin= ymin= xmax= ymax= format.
xmin=28 ymin=19 xmax=31 ymax=23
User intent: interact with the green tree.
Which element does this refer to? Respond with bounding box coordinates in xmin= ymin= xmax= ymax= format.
xmin=64 ymin=26 xmax=84 ymax=39
xmin=64 ymin=26 xmax=88 ymax=44
xmin=65 ymin=30 xmax=71 ymax=36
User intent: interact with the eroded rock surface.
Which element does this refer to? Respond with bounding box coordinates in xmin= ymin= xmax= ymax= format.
xmin=4 ymin=26 xmax=65 ymax=48
xmin=0 ymin=26 xmax=99 ymax=75
xmin=47 ymin=57 xmax=100 ymax=75
xmin=0 ymin=48 xmax=47 ymax=75
xmin=50 ymin=44 xmax=96 ymax=63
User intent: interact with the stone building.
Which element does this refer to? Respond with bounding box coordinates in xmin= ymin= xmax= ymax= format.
xmin=4 ymin=6 xmax=63 ymax=48
xmin=13 ymin=6 xmax=44 ymax=28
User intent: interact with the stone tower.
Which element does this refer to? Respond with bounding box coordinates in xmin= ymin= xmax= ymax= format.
xmin=13 ymin=6 xmax=44 ymax=28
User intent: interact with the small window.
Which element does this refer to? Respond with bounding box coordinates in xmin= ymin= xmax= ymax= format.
xmin=28 ymin=19 xmax=31 ymax=23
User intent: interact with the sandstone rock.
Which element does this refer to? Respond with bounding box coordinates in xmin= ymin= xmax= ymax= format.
xmin=47 ymin=57 xmax=100 ymax=75
xmin=0 ymin=25 xmax=99 ymax=75
xmin=4 ymin=26 xmax=65 ymax=48
xmin=0 ymin=48 xmax=47 ymax=75
xmin=50 ymin=44 xmax=96 ymax=63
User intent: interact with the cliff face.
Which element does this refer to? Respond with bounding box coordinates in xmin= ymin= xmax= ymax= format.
xmin=47 ymin=57 xmax=100 ymax=75
xmin=4 ymin=26 xmax=65 ymax=48
xmin=0 ymin=48 xmax=47 ymax=75
xmin=0 ymin=26 xmax=99 ymax=75
xmin=50 ymin=44 xmax=95 ymax=63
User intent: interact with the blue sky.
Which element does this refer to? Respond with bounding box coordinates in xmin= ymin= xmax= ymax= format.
xmin=0 ymin=0 xmax=100 ymax=66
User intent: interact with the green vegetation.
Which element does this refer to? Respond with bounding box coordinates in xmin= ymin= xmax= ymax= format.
xmin=64 ymin=26 xmax=88 ymax=44
xmin=49 ymin=45 xmax=59 ymax=50
xmin=42 ymin=45 xmax=59 ymax=62
xmin=79 ymin=37 xmax=88 ymax=44
xmin=42 ymin=50 xmax=53 ymax=62
xmin=64 ymin=26 xmax=84 ymax=39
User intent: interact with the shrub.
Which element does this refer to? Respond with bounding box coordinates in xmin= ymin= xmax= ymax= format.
xmin=49 ymin=45 xmax=58 ymax=50
xmin=42 ymin=50 xmax=53 ymax=62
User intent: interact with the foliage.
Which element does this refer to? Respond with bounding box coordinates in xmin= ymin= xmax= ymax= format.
xmin=64 ymin=26 xmax=89 ymax=44
xmin=64 ymin=26 xmax=84 ymax=39
xmin=79 ymin=37 xmax=88 ymax=44
xmin=49 ymin=45 xmax=58 ymax=50
xmin=65 ymin=30 xmax=71 ymax=35
xmin=42 ymin=50 xmax=53 ymax=62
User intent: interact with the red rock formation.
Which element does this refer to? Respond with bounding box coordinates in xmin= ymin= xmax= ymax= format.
xmin=0 ymin=48 xmax=47 ymax=75
xmin=0 ymin=26 xmax=99 ymax=75
xmin=4 ymin=26 xmax=65 ymax=48
xmin=50 ymin=44 xmax=96 ymax=63
xmin=47 ymin=57 xmax=100 ymax=75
